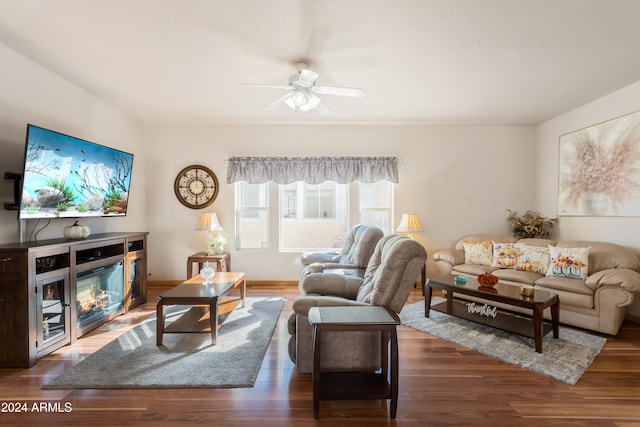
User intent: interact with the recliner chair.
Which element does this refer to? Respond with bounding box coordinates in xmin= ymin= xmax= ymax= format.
xmin=288 ymin=233 xmax=427 ymax=373
xmin=298 ymin=224 xmax=384 ymax=280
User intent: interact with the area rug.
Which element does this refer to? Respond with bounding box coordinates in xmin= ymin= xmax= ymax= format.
xmin=44 ymin=297 xmax=285 ymax=389
xmin=400 ymin=299 xmax=606 ymax=385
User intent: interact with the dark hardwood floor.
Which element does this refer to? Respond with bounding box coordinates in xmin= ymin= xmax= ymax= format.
xmin=1 ymin=284 xmax=639 ymax=426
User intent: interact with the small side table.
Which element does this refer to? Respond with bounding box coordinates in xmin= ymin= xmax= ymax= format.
xmin=308 ymin=305 xmax=400 ymax=419
xmin=187 ymin=252 xmax=231 ymax=279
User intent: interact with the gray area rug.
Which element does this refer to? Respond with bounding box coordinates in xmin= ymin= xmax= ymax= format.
xmin=400 ymin=299 xmax=606 ymax=385
xmin=44 ymin=297 xmax=285 ymax=389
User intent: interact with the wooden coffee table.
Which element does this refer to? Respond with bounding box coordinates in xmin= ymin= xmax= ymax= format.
xmin=424 ymin=274 xmax=559 ymax=353
xmin=156 ymin=272 xmax=246 ymax=346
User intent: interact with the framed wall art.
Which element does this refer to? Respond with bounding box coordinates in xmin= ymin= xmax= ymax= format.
xmin=558 ymin=109 xmax=640 ymax=217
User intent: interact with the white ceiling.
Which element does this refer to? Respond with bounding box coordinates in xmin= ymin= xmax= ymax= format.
xmin=1 ymin=0 xmax=640 ymax=125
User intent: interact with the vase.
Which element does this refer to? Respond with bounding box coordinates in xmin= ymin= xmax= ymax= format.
xmin=200 ymin=261 xmax=215 ymax=284
xmin=581 ymin=192 xmax=611 ymax=216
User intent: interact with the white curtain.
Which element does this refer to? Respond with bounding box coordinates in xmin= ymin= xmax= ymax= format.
xmin=226 ymin=156 xmax=399 ymax=184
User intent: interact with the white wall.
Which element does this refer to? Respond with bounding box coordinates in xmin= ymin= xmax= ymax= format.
xmin=0 ymin=43 xmax=146 ymax=244
xmin=0 ymin=39 xmax=536 ymax=283
xmin=536 ymin=80 xmax=640 ymax=316
xmin=4 ymin=34 xmax=637 ymax=317
xmin=145 ymin=124 xmax=536 ymax=281
xmin=536 ymin=81 xmax=640 ymax=245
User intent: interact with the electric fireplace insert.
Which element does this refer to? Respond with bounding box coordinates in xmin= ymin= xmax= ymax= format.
xmin=75 ymin=260 xmax=125 ymax=335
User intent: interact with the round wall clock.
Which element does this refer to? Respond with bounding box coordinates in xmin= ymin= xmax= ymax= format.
xmin=174 ymin=165 xmax=219 ymax=209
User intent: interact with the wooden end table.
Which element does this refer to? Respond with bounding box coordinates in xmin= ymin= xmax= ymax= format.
xmin=308 ymin=306 xmax=400 ymax=419
xmin=424 ymin=274 xmax=559 ymax=353
xmin=156 ymin=272 xmax=246 ymax=346
xmin=187 ymin=252 xmax=231 ymax=279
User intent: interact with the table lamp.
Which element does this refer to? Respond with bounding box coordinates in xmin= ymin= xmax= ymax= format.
xmin=196 ymin=212 xmax=223 ymax=254
xmin=395 ymin=213 xmax=423 ymax=239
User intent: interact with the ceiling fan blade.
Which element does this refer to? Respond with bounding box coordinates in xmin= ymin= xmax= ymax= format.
xmin=297 ymin=69 xmax=319 ymax=87
xmin=314 ymin=99 xmax=331 ymax=115
xmin=264 ymin=92 xmax=295 ymax=111
xmin=241 ymin=83 xmax=295 ymax=90
xmin=311 ymin=85 xmax=364 ymax=98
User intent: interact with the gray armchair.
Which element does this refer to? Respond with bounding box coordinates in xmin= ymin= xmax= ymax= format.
xmin=288 ymin=233 xmax=427 ymax=373
xmin=299 ymin=224 xmax=384 ymax=279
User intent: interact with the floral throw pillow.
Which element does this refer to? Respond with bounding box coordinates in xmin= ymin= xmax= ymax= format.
xmin=546 ymin=246 xmax=590 ymax=279
xmin=462 ymin=240 xmax=493 ymax=266
xmin=515 ymin=244 xmax=550 ymax=274
xmin=492 ymin=242 xmax=521 ymax=268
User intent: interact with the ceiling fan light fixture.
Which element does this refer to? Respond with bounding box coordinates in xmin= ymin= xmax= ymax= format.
xmin=243 ymin=63 xmax=361 ymax=115
xmin=292 ymin=91 xmax=307 ymax=107
xmin=284 ymin=93 xmax=306 ymax=110
xmin=284 ymin=97 xmax=295 ymax=110
xmin=299 ymin=93 xmax=321 ymax=112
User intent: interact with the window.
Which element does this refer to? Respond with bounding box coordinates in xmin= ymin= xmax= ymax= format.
xmin=359 ymin=181 xmax=394 ymax=232
xmin=235 ymin=182 xmax=268 ymax=249
xmin=235 ymin=180 xmax=393 ymax=251
xmin=280 ymin=182 xmax=348 ymax=251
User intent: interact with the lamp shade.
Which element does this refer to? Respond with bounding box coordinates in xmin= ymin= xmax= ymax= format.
xmin=396 ymin=213 xmax=423 ymax=233
xmin=196 ymin=212 xmax=223 ymax=231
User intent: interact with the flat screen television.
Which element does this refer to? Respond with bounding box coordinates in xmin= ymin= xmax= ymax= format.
xmin=17 ymin=124 xmax=134 ymax=220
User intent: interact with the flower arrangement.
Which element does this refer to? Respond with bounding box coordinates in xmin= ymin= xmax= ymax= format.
xmin=550 ymin=255 xmax=585 ymax=270
xmin=550 ymin=254 xmax=586 ymax=278
xmin=213 ymin=235 xmax=226 ymax=249
xmin=208 ymin=234 xmax=227 ymax=253
xmin=506 ymin=210 xmax=557 ymax=239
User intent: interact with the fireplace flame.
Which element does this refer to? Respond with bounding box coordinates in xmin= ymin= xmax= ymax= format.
xmin=80 ymin=286 xmax=112 ymax=313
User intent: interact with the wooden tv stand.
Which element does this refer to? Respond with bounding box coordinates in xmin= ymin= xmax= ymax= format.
xmin=0 ymin=232 xmax=148 ymax=368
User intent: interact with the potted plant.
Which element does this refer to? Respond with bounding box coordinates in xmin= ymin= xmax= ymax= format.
xmin=210 ymin=234 xmax=227 ymax=254
xmin=506 ymin=210 xmax=558 ymax=238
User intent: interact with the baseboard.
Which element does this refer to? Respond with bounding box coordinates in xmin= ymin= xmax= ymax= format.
xmin=148 ymin=280 xmax=182 ymax=288
xmin=626 ymin=313 xmax=640 ymax=325
xmin=247 ymin=280 xmax=297 ymax=287
xmin=148 ymin=279 xmax=297 ymax=288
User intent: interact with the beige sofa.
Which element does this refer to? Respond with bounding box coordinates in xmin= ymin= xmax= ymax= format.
xmin=432 ymin=234 xmax=640 ymax=335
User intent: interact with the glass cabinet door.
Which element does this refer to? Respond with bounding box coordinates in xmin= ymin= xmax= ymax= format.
xmin=130 ymin=257 xmax=141 ymax=301
xmin=126 ymin=254 xmax=146 ymax=310
xmin=36 ymin=274 xmax=71 ymax=355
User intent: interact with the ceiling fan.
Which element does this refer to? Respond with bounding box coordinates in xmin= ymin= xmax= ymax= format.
xmin=241 ymin=62 xmax=364 ymax=115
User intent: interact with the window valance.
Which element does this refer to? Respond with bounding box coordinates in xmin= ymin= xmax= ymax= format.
xmin=226 ymin=156 xmax=399 ymax=184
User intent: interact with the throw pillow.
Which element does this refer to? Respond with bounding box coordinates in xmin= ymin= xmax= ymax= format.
xmin=546 ymin=246 xmax=590 ymax=279
xmin=515 ymin=244 xmax=550 ymax=274
xmin=492 ymin=242 xmax=521 ymax=268
xmin=462 ymin=240 xmax=493 ymax=266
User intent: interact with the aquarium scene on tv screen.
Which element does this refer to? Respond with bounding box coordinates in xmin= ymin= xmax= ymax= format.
xmin=18 ymin=124 xmax=134 ymax=220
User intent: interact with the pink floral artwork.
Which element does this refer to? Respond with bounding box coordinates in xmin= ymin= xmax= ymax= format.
xmin=558 ymin=110 xmax=640 ymax=216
